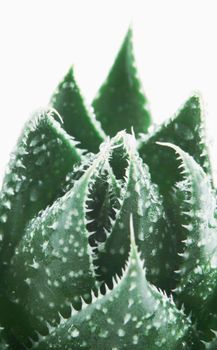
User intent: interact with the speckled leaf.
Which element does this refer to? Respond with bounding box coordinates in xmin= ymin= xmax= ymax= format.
xmin=1 ymin=28 xmax=216 ymax=350
xmin=138 ymin=95 xmax=212 ymax=290
xmin=58 ymin=140 xmax=123 ymax=250
xmin=32 ymin=229 xmax=199 ymax=350
xmin=139 ymin=95 xmax=212 ymax=191
xmin=50 ymin=67 xmax=106 ymax=152
xmin=94 ymin=132 xmax=172 ymax=292
xmin=1 ymin=142 xmax=112 ymax=345
xmin=92 ymin=28 xmax=152 ymax=137
xmin=0 ymin=110 xmax=81 ymax=269
xmin=161 ymin=143 xmax=217 ymax=341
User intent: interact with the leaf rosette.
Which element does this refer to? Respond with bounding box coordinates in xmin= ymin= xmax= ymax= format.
xmin=0 ymin=28 xmax=215 ymax=350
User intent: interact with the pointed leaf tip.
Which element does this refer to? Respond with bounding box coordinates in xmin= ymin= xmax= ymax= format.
xmin=140 ymin=94 xmax=212 ymax=183
xmin=156 ymin=141 xmax=184 ymax=153
xmin=138 ymin=95 xmax=213 ymax=292
xmin=33 ymin=223 xmax=199 ymax=350
xmin=92 ymin=28 xmax=152 ymax=137
xmin=93 ymin=134 xmax=174 ymax=292
xmin=50 ymin=66 xmax=105 ymax=152
xmin=164 ymin=144 xmax=217 ymax=339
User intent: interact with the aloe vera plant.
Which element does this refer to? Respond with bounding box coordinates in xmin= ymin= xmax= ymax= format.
xmin=0 ymin=28 xmax=216 ymax=349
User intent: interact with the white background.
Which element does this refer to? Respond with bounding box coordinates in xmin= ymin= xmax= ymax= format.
xmin=0 ymin=0 xmax=217 ymax=183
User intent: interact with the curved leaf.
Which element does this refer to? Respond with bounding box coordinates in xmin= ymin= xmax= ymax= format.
xmin=1 ymin=141 xmax=112 ymax=344
xmin=160 ymin=143 xmax=217 ymax=341
xmin=138 ymin=95 xmax=213 ymax=291
xmin=0 ymin=110 xmax=81 ymax=268
xmin=32 ymin=227 xmax=199 ymax=350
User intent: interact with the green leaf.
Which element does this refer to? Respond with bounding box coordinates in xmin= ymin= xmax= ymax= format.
xmin=50 ymin=67 xmax=106 ymax=152
xmin=86 ymin=166 xmax=122 ymax=248
xmin=56 ymin=140 xmax=123 ymax=249
xmin=160 ymin=143 xmax=217 ymax=341
xmin=93 ymin=132 xmax=173 ymax=292
xmin=138 ymin=95 xmax=212 ymax=290
xmin=0 ymin=110 xmax=81 ymax=269
xmin=57 ymin=152 xmax=96 ymax=199
xmin=139 ymin=95 xmax=212 ymax=193
xmin=31 ymin=227 xmax=199 ymax=350
xmin=92 ymin=28 xmax=152 ymax=137
xmin=1 ymin=141 xmax=112 ymax=345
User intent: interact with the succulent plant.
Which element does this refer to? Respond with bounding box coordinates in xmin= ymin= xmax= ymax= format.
xmin=0 ymin=28 xmax=217 ymax=349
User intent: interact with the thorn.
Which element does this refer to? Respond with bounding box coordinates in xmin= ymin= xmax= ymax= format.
xmin=58 ymin=312 xmax=67 ymax=325
xmin=45 ymin=321 xmax=55 ymax=334
xmin=211 ymin=329 xmax=217 ymax=336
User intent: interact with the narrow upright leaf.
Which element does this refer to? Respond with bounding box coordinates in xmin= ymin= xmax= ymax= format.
xmin=160 ymin=143 xmax=217 ymax=341
xmin=0 ymin=110 xmax=81 ymax=268
xmin=32 ymin=228 xmax=199 ymax=350
xmin=50 ymin=67 xmax=106 ymax=152
xmin=92 ymin=28 xmax=152 ymax=136
xmin=138 ymin=95 xmax=213 ymax=290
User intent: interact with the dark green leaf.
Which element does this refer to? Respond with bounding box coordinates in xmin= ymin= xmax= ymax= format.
xmin=139 ymin=95 xmax=212 ymax=193
xmin=0 ymin=327 xmax=9 ymax=349
xmin=161 ymin=143 xmax=217 ymax=341
xmin=138 ymin=95 xmax=213 ymax=290
xmin=92 ymin=28 xmax=152 ymax=136
xmin=50 ymin=67 xmax=106 ymax=152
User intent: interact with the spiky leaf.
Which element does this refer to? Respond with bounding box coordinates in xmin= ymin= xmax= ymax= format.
xmin=138 ymin=95 xmax=212 ymax=289
xmin=93 ymin=132 xmax=173 ymax=292
xmin=161 ymin=143 xmax=217 ymax=341
xmin=32 ymin=229 xmax=199 ymax=350
xmin=92 ymin=28 xmax=152 ymax=136
xmin=0 ymin=110 xmax=81 ymax=268
xmin=139 ymin=95 xmax=212 ymax=192
xmin=50 ymin=67 xmax=105 ymax=152
xmin=1 ymin=142 xmax=112 ymax=344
